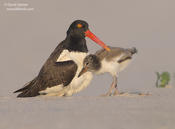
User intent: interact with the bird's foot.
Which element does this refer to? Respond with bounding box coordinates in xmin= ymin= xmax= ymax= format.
xmin=113 ymin=89 xmax=120 ymax=96
xmin=100 ymin=92 xmax=112 ymax=97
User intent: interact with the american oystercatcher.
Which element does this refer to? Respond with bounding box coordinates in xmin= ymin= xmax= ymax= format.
xmin=78 ymin=46 xmax=137 ymax=96
xmin=14 ymin=20 xmax=110 ymax=97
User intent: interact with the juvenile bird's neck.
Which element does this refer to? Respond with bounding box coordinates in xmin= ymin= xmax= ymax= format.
xmin=91 ymin=55 xmax=101 ymax=72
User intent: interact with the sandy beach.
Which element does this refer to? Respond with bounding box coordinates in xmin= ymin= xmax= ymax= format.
xmin=1 ymin=88 xmax=175 ymax=129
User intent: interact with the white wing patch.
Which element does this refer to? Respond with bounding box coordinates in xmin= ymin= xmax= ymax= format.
xmin=41 ymin=50 xmax=93 ymax=96
xmin=57 ymin=50 xmax=71 ymax=62
xmin=56 ymin=49 xmax=88 ymax=64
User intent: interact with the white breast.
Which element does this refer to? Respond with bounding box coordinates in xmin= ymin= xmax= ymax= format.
xmin=40 ymin=50 xmax=93 ymax=96
xmin=97 ymin=59 xmax=120 ymax=76
xmin=96 ymin=56 xmax=131 ymax=76
xmin=60 ymin=50 xmax=93 ymax=96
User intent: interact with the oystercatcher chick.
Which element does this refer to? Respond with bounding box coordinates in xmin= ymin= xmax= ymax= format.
xmin=78 ymin=46 xmax=137 ymax=96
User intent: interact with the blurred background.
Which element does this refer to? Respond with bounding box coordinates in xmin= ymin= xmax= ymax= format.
xmin=0 ymin=0 xmax=175 ymax=97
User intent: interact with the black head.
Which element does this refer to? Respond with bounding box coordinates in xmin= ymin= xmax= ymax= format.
xmin=65 ymin=20 xmax=110 ymax=52
xmin=67 ymin=20 xmax=89 ymax=38
xmin=78 ymin=54 xmax=101 ymax=77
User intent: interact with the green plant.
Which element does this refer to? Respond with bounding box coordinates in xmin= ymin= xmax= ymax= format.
xmin=156 ymin=72 xmax=170 ymax=88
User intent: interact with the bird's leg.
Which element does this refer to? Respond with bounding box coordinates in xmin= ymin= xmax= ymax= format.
xmin=101 ymin=76 xmax=117 ymax=96
xmin=113 ymin=76 xmax=119 ymax=96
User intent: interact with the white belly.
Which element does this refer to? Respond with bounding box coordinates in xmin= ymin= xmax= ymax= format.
xmin=119 ymin=59 xmax=131 ymax=72
xmin=97 ymin=59 xmax=120 ymax=76
xmin=39 ymin=50 xmax=93 ymax=96
xmin=96 ymin=58 xmax=131 ymax=76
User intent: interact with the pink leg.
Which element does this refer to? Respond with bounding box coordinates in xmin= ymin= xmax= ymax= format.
xmin=113 ymin=76 xmax=119 ymax=96
xmin=101 ymin=76 xmax=117 ymax=96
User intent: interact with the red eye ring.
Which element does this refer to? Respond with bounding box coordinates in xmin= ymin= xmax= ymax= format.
xmin=77 ymin=24 xmax=83 ymax=28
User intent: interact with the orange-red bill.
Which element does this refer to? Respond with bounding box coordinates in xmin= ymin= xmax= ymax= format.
xmin=78 ymin=67 xmax=88 ymax=77
xmin=85 ymin=30 xmax=110 ymax=51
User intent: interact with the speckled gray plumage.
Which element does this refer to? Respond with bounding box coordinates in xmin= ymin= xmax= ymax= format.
xmin=95 ymin=46 xmax=137 ymax=63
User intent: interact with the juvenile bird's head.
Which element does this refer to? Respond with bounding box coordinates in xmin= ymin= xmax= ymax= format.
xmin=78 ymin=54 xmax=101 ymax=77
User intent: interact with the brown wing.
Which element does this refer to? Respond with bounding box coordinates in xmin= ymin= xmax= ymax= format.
xmin=15 ymin=60 xmax=78 ymax=97
xmin=54 ymin=60 xmax=78 ymax=86
xmin=14 ymin=42 xmax=78 ymax=97
xmin=95 ymin=47 xmax=124 ymax=61
xmin=95 ymin=46 xmax=134 ymax=62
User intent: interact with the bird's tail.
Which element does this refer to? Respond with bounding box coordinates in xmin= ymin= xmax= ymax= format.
xmin=128 ymin=47 xmax=138 ymax=55
xmin=14 ymin=77 xmax=39 ymax=97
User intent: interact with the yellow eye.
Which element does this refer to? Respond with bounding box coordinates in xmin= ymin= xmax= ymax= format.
xmin=77 ymin=24 xmax=83 ymax=28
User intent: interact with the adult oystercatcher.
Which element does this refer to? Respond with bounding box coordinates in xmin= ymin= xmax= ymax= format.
xmin=14 ymin=20 xmax=110 ymax=97
xmin=78 ymin=46 xmax=137 ymax=96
